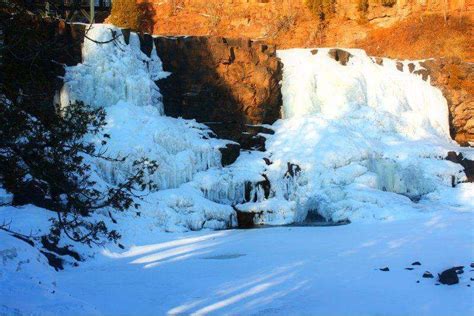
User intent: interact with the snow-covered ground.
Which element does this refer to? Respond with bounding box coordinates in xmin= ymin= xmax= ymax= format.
xmin=1 ymin=210 xmax=473 ymax=315
xmin=1 ymin=24 xmax=473 ymax=314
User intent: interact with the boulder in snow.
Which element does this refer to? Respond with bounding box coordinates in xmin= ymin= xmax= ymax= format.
xmin=438 ymin=267 xmax=461 ymax=285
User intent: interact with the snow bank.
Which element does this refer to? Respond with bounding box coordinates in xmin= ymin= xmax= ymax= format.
xmin=0 ymin=229 xmax=99 ymax=315
xmin=0 ymin=188 xmax=12 ymax=205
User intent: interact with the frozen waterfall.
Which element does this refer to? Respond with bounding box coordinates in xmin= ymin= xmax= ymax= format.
xmin=60 ymin=25 xmax=473 ymax=230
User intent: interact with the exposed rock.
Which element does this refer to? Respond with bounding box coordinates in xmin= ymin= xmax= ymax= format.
xmin=138 ymin=33 xmax=154 ymax=57
xmin=380 ymin=267 xmax=390 ymax=271
xmin=207 ymin=123 xmax=272 ymax=151
xmin=3 ymin=18 xmax=83 ymax=116
xmin=422 ymin=271 xmax=434 ymax=278
xmin=284 ymin=163 xmax=301 ymax=178
xmin=396 ymin=61 xmax=404 ymax=72
xmin=405 ymin=267 xmax=414 ymax=271
xmin=446 ymin=151 xmax=474 ymax=182
xmin=256 ymin=174 xmax=271 ymax=200
xmin=438 ymin=267 xmax=460 ymax=285
xmin=420 ymin=58 xmax=474 ymax=145
xmin=121 ymin=28 xmax=131 ymax=45
xmin=412 ymin=261 xmax=421 ymax=266
xmin=219 ymin=143 xmax=241 ymax=167
xmin=374 ymin=57 xmax=383 ymax=65
xmin=263 ymin=157 xmax=273 ymax=165
xmin=413 ymin=68 xmax=429 ymax=81
xmin=328 ymin=49 xmax=352 ymax=66
xmin=235 ymin=207 xmax=261 ymax=229
xmin=154 ymin=36 xmax=283 ymax=140
xmin=243 ymin=174 xmax=271 ymax=203
xmin=310 ymin=49 xmax=318 ymax=55
xmin=455 ymin=266 xmax=465 ymax=274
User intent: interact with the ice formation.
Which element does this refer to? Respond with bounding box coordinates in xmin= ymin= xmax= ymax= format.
xmin=59 ymin=25 xmax=234 ymax=231
xmin=60 ymin=25 xmax=166 ymax=111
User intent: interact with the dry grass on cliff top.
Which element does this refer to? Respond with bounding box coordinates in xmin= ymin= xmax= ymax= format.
xmin=127 ymin=0 xmax=473 ymax=62
xmin=356 ymin=15 xmax=474 ymax=62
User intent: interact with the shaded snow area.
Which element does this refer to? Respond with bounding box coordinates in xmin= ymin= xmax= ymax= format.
xmin=1 ymin=25 xmax=473 ymax=315
xmin=1 ymin=211 xmax=473 ymax=315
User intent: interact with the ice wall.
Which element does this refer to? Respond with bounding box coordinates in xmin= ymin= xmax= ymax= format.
xmin=256 ymin=48 xmax=471 ymax=222
xmin=279 ymin=49 xmax=451 ymax=140
xmin=60 ymin=24 xmax=228 ymax=191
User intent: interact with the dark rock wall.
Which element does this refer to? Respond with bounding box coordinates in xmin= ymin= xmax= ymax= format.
xmin=152 ymin=36 xmax=283 ymax=140
xmin=2 ymin=18 xmax=85 ymax=114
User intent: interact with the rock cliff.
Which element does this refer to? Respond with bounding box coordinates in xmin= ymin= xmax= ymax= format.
xmin=153 ymin=35 xmax=283 ymax=144
xmin=419 ymin=58 xmax=474 ymax=145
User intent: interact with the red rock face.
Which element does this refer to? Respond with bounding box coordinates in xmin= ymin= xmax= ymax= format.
xmin=153 ymin=36 xmax=282 ymax=137
xmin=418 ymin=58 xmax=474 ymax=146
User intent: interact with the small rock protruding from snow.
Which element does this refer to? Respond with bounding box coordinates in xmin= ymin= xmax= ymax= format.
xmin=438 ymin=267 xmax=461 ymax=285
xmin=328 ymin=48 xmax=353 ymax=66
xmin=422 ymin=271 xmax=434 ymax=278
